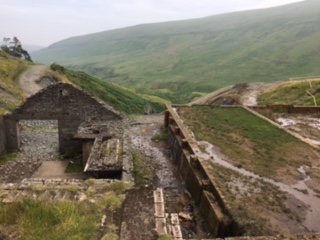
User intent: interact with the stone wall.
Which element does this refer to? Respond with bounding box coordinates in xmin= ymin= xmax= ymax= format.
xmin=165 ymin=105 xmax=238 ymax=238
xmin=3 ymin=83 xmax=122 ymax=153
xmin=11 ymin=83 xmax=122 ymax=121
xmin=0 ymin=116 xmax=6 ymax=155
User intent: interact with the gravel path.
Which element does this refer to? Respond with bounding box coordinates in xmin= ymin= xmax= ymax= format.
xmin=120 ymin=114 xmax=210 ymax=239
xmin=17 ymin=65 xmax=48 ymax=97
xmin=191 ymin=82 xmax=281 ymax=106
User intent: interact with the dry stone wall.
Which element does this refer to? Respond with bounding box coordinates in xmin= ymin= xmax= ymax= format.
xmin=10 ymin=83 xmax=122 ymax=121
xmin=0 ymin=116 xmax=5 ymax=155
xmin=3 ymin=83 xmax=123 ymax=153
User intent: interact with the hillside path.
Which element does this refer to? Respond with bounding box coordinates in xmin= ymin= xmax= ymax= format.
xmin=17 ymin=65 xmax=48 ymax=98
xmin=192 ymin=82 xmax=280 ymax=106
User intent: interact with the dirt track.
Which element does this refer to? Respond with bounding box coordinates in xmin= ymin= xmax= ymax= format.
xmin=17 ymin=65 xmax=48 ymax=97
xmin=191 ymin=82 xmax=281 ymax=106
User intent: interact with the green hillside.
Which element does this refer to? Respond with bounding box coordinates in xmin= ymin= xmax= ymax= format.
xmin=0 ymin=52 xmax=164 ymax=115
xmin=258 ymin=78 xmax=320 ymax=106
xmin=32 ymin=0 xmax=320 ymax=103
xmin=51 ymin=65 xmax=165 ymax=115
xmin=0 ymin=51 xmax=26 ymax=114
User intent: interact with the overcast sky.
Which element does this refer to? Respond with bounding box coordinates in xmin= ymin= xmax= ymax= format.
xmin=1 ymin=0 xmax=303 ymax=47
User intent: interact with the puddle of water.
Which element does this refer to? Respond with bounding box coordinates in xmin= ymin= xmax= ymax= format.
xmin=197 ymin=141 xmax=320 ymax=232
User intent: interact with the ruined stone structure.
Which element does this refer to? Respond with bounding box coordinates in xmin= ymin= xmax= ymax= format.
xmin=1 ymin=83 xmax=126 ymax=178
xmin=75 ymin=120 xmax=125 ymax=178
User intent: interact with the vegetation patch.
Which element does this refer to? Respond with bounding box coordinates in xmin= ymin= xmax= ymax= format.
xmin=0 ymin=199 xmax=99 ymax=240
xmin=151 ymin=133 xmax=169 ymax=141
xmin=65 ymin=161 xmax=83 ymax=173
xmin=0 ymin=51 xmax=26 ymax=114
xmin=178 ymin=106 xmax=320 ymax=183
xmin=157 ymin=235 xmax=174 ymax=240
xmin=102 ymin=181 xmax=132 ymax=194
xmin=0 ymin=181 xmax=130 ymax=240
xmin=132 ymin=152 xmax=154 ymax=186
xmin=132 ymin=152 xmax=146 ymax=186
xmin=258 ymin=79 xmax=320 ymax=106
xmin=0 ymin=152 xmax=18 ymax=165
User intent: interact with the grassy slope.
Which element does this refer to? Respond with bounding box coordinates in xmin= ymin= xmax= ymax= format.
xmin=59 ymin=68 xmax=165 ymax=115
xmin=32 ymin=0 xmax=320 ymax=103
xmin=0 ymin=181 xmax=131 ymax=240
xmin=0 ymin=51 xmax=27 ymax=114
xmin=258 ymin=78 xmax=320 ymax=106
xmin=0 ymin=52 xmax=164 ymax=115
xmin=178 ymin=106 xmax=320 ymax=183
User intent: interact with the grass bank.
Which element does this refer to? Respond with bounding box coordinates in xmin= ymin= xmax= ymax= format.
xmin=0 ymin=51 xmax=27 ymax=114
xmin=0 ymin=181 xmax=131 ymax=240
xmin=50 ymin=65 xmax=165 ymax=115
xmin=178 ymin=106 xmax=320 ymax=183
xmin=258 ymin=79 xmax=320 ymax=106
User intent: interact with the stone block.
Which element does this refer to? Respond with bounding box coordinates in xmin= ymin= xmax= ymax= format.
xmin=155 ymin=218 xmax=167 ymax=235
xmin=154 ymin=202 xmax=165 ymax=218
xmin=153 ymin=188 xmax=164 ymax=203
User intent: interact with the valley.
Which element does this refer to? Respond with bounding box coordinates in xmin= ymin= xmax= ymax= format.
xmin=32 ymin=0 xmax=320 ymax=103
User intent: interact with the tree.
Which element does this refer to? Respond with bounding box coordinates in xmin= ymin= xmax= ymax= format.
xmin=1 ymin=36 xmax=32 ymax=62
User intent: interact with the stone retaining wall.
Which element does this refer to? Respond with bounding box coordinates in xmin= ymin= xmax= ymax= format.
xmin=165 ymin=105 xmax=237 ymax=238
xmin=165 ymin=104 xmax=320 ymax=239
xmin=0 ymin=116 xmax=5 ymax=155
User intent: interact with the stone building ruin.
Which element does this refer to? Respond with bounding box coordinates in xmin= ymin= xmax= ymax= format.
xmin=0 ymin=83 xmax=127 ymax=178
